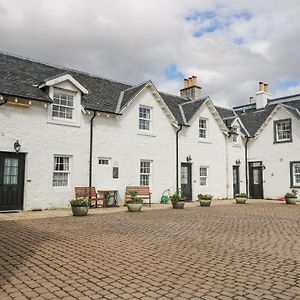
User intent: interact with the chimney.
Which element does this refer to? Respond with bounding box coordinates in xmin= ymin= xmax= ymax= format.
xmin=255 ymin=82 xmax=272 ymax=109
xmin=180 ymin=75 xmax=202 ymax=100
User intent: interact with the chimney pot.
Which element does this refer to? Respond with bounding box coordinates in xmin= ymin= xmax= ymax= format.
xmin=192 ymin=75 xmax=197 ymax=86
xmin=184 ymin=78 xmax=188 ymax=88
xmin=264 ymin=83 xmax=269 ymax=93
xmin=259 ymin=82 xmax=264 ymax=92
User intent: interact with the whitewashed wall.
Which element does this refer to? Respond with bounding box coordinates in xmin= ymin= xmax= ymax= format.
xmin=248 ymin=107 xmax=300 ymax=198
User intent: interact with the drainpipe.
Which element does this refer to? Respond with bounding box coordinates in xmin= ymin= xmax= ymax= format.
xmin=245 ymin=136 xmax=249 ymax=197
xmin=176 ymin=124 xmax=183 ymax=193
xmin=225 ymin=134 xmax=229 ymax=199
xmin=89 ymin=111 xmax=97 ymax=196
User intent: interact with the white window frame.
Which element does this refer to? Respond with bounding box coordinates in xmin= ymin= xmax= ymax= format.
xmin=53 ymin=155 xmax=71 ymax=188
xmin=232 ymin=126 xmax=239 ymax=144
xmin=140 ymin=160 xmax=152 ymax=186
xmin=291 ymin=162 xmax=300 ymax=188
xmin=274 ymin=119 xmax=292 ymax=143
xmin=199 ymin=118 xmax=208 ymax=140
xmin=52 ymin=88 xmax=75 ymax=120
xmin=139 ymin=106 xmax=152 ymax=131
xmin=98 ymin=157 xmax=111 ymax=165
xmin=199 ymin=166 xmax=208 ymax=186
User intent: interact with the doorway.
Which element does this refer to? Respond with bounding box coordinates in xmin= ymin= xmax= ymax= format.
xmin=181 ymin=163 xmax=192 ymax=201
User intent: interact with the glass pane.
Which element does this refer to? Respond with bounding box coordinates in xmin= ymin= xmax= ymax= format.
xmin=3 ymin=158 xmax=18 ymax=185
xmin=181 ymin=166 xmax=188 ymax=184
xmin=253 ymin=169 xmax=260 ymax=185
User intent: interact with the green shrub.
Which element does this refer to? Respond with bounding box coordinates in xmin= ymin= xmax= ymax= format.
xmin=70 ymin=198 xmax=90 ymax=207
xmin=170 ymin=193 xmax=182 ymax=202
xmin=129 ymin=191 xmax=138 ymax=198
xmin=126 ymin=198 xmax=143 ymax=204
xmin=285 ymin=189 xmax=298 ymax=199
xmin=235 ymin=193 xmax=247 ymax=198
xmin=198 ymin=194 xmax=213 ymax=200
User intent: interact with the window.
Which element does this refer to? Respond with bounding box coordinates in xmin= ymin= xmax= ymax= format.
xmin=290 ymin=162 xmax=300 ymax=188
xmin=140 ymin=160 xmax=151 ymax=186
xmin=274 ymin=119 xmax=292 ymax=143
xmin=199 ymin=118 xmax=208 ymax=139
xmin=232 ymin=127 xmax=239 ymax=143
xmin=99 ymin=158 xmax=110 ymax=165
xmin=200 ymin=167 xmax=208 ymax=186
xmin=52 ymin=89 xmax=74 ymax=120
xmin=3 ymin=158 xmax=18 ymax=185
xmin=139 ymin=106 xmax=151 ymax=131
xmin=53 ymin=156 xmax=70 ymax=187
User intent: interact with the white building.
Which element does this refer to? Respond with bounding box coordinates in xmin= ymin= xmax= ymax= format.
xmin=0 ymin=53 xmax=298 ymax=211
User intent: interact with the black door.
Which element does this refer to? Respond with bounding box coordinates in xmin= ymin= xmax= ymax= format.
xmin=0 ymin=152 xmax=25 ymax=210
xmin=233 ymin=166 xmax=240 ymax=197
xmin=249 ymin=162 xmax=264 ymax=199
xmin=181 ymin=163 xmax=192 ymax=201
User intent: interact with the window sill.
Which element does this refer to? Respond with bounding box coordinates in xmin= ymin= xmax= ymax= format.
xmin=273 ymin=139 xmax=293 ymax=144
xmin=198 ymin=140 xmax=211 ymax=144
xmin=232 ymin=144 xmax=242 ymax=148
xmin=47 ymin=119 xmax=80 ymax=128
xmin=137 ymin=131 xmax=156 ymax=137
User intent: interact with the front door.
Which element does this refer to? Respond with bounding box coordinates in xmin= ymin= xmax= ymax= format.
xmin=249 ymin=162 xmax=264 ymax=199
xmin=181 ymin=163 xmax=192 ymax=201
xmin=233 ymin=166 xmax=240 ymax=197
xmin=0 ymin=152 xmax=25 ymax=211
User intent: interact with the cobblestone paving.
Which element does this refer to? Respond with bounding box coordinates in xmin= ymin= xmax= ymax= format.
xmin=0 ymin=202 xmax=299 ymax=299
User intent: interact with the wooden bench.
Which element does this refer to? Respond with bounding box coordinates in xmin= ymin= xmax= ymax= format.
xmin=125 ymin=186 xmax=152 ymax=207
xmin=75 ymin=187 xmax=102 ymax=208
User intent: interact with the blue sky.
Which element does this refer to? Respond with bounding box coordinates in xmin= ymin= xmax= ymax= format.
xmin=0 ymin=0 xmax=299 ymax=107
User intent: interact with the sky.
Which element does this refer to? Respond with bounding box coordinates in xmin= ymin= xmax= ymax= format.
xmin=0 ymin=0 xmax=300 ymax=107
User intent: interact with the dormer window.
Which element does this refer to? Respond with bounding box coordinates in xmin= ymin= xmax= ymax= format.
xmin=52 ymin=89 xmax=74 ymax=120
xmin=274 ymin=119 xmax=292 ymax=143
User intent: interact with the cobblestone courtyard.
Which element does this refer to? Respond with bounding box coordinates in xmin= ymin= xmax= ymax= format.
xmin=0 ymin=202 xmax=299 ymax=300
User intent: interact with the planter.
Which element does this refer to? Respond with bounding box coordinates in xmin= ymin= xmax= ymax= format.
xmin=71 ymin=206 xmax=89 ymax=216
xmin=127 ymin=203 xmax=143 ymax=212
xmin=199 ymin=200 xmax=212 ymax=207
xmin=172 ymin=201 xmax=185 ymax=209
xmin=285 ymin=197 xmax=297 ymax=205
xmin=235 ymin=197 xmax=247 ymax=204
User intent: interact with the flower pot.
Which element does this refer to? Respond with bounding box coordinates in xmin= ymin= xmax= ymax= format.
xmin=71 ymin=206 xmax=89 ymax=216
xmin=172 ymin=201 xmax=185 ymax=209
xmin=127 ymin=203 xmax=143 ymax=212
xmin=199 ymin=200 xmax=211 ymax=207
xmin=235 ymin=197 xmax=247 ymax=204
xmin=285 ymin=197 xmax=297 ymax=205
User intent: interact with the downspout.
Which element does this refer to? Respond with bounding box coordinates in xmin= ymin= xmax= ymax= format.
xmin=176 ymin=124 xmax=183 ymax=193
xmin=245 ymin=136 xmax=249 ymax=197
xmin=225 ymin=134 xmax=229 ymax=199
xmin=89 ymin=111 xmax=97 ymax=196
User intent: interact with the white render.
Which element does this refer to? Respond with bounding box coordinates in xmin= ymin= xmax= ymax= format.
xmin=1 ymin=69 xmax=299 ymax=210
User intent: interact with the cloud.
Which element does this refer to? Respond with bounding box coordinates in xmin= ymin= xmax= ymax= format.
xmin=0 ymin=0 xmax=300 ymax=107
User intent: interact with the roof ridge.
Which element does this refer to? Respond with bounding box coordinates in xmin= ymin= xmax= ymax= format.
xmin=0 ymin=50 xmax=133 ymax=87
xmin=122 ymin=80 xmax=150 ymax=92
xmin=159 ymin=90 xmax=190 ymax=102
xmin=214 ymin=104 xmax=233 ymax=111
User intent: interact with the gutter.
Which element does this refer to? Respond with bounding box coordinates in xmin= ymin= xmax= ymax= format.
xmin=89 ymin=111 xmax=97 ymax=196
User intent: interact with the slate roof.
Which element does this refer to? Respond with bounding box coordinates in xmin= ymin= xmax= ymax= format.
xmin=181 ymin=97 xmax=208 ymax=122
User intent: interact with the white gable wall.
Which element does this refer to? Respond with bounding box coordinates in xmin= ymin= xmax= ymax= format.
xmin=179 ymin=104 xmax=228 ymax=199
xmin=248 ymin=108 xmax=300 ymax=198
xmin=92 ymin=86 xmax=176 ymax=203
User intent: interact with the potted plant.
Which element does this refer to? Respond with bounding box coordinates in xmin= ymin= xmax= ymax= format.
xmin=198 ymin=194 xmax=213 ymax=207
xmin=170 ymin=193 xmax=185 ymax=209
xmin=284 ymin=189 xmax=298 ymax=205
xmin=126 ymin=191 xmax=143 ymax=212
xmin=69 ymin=198 xmax=90 ymax=216
xmin=235 ymin=193 xmax=247 ymax=204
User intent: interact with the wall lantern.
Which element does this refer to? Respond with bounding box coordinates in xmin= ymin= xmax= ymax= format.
xmin=235 ymin=159 xmax=241 ymax=165
xmin=186 ymin=155 xmax=192 ymax=162
xmin=14 ymin=140 xmax=21 ymax=153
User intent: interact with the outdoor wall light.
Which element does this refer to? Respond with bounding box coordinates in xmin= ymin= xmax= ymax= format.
xmin=235 ymin=159 xmax=241 ymax=165
xmin=14 ymin=140 xmax=21 ymax=153
xmin=186 ymin=155 xmax=192 ymax=162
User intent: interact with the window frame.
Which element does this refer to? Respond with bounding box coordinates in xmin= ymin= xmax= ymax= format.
xmin=98 ymin=157 xmax=111 ymax=165
xmin=53 ymin=155 xmax=71 ymax=188
xmin=232 ymin=126 xmax=239 ymax=144
xmin=273 ymin=118 xmax=292 ymax=144
xmin=290 ymin=161 xmax=300 ymax=188
xmin=199 ymin=118 xmax=208 ymax=140
xmin=139 ymin=105 xmax=152 ymax=131
xmin=140 ymin=160 xmax=152 ymax=186
xmin=199 ymin=166 xmax=208 ymax=186
xmin=52 ymin=88 xmax=75 ymax=120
